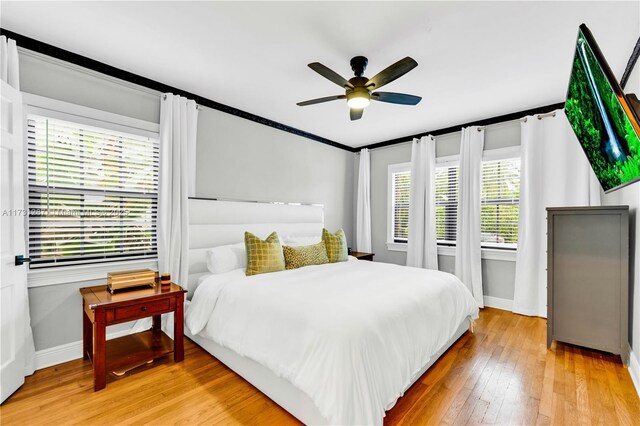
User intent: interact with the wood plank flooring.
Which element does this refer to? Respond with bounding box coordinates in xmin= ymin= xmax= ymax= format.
xmin=1 ymin=308 xmax=638 ymax=425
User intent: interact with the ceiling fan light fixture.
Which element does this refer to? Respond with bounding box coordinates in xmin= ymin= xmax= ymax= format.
xmin=347 ymin=90 xmax=370 ymax=109
xmin=298 ymin=56 xmax=420 ymax=120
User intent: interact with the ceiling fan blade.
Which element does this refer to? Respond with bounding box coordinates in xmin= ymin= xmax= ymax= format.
xmin=297 ymin=95 xmax=346 ymax=106
xmin=366 ymin=57 xmax=418 ymax=90
xmin=371 ymin=91 xmax=422 ymax=105
xmin=308 ymin=62 xmax=354 ymax=89
xmin=350 ymin=108 xmax=364 ymax=121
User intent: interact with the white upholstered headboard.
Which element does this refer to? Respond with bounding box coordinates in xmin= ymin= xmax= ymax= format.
xmin=187 ymin=198 xmax=324 ymax=294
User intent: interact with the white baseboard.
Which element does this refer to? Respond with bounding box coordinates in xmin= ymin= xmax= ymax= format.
xmin=34 ymin=340 xmax=83 ymax=371
xmin=34 ymin=328 xmax=133 ymax=371
xmin=628 ymin=344 xmax=640 ymax=398
xmin=483 ymin=295 xmax=513 ymax=311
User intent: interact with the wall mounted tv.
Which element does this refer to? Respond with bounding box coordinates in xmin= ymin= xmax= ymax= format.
xmin=565 ymin=24 xmax=640 ymax=192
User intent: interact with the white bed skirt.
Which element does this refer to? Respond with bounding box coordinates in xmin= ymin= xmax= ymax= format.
xmin=184 ymin=315 xmax=472 ymax=425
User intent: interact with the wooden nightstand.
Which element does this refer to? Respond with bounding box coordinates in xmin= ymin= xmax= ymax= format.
xmin=80 ymin=283 xmax=186 ymax=391
xmin=350 ymin=251 xmax=375 ymax=261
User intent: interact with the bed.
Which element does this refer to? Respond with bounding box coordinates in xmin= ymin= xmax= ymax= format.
xmin=184 ymin=199 xmax=479 ymax=425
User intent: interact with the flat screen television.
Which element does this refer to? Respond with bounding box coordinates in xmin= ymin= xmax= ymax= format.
xmin=564 ymin=24 xmax=640 ymax=192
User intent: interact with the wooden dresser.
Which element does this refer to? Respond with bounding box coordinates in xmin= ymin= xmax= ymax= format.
xmin=80 ymin=283 xmax=186 ymax=390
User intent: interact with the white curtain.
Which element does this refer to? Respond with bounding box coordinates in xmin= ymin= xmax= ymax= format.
xmin=2 ymin=36 xmax=35 ymax=376
xmin=455 ymin=126 xmax=485 ymax=307
xmin=134 ymin=93 xmax=198 ymax=336
xmin=406 ymin=136 xmax=438 ymax=269
xmin=1 ymin=36 xmax=20 ymax=90
xmin=356 ymin=148 xmax=372 ymax=252
xmin=513 ymin=111 xmax=600 ymax=317
xmin=159 ymin=93 xmax=197 ymax=288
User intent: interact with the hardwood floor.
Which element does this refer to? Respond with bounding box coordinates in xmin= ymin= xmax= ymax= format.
xmin=1 ymin=308 xmax=638 ymax=425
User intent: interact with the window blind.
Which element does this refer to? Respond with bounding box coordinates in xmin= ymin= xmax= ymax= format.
xmin=26 ymin=115 xmax=159 ymax=268
xmin=435 ymin=164 xmax=459 ymax=244
xmin=481 ymin=157 xmax=520 ymax=248
xmin=391 ymin=170 xmax=411 ymax=242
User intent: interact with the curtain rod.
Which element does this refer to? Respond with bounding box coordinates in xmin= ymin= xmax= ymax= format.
xmin=521 ymin=110 xmax=558 ymax=123
xmin=357 ymin=109 xmax=557 ymax=151
xmin=353 ymin=116 xmax=538 ymax=152
xmin=361 ymin=102 xmax=564 ymax=150
xmin=537 ymin=110 xmax=557 ymax=120
xmin=161 ymin=94 xmax=203 ymax=110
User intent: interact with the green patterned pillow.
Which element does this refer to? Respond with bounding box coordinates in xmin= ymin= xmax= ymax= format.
xmin=245 ymin=231 xmax=285 ymax=276
xmin=322 ymin=228 xmax=348 ymax=263
xmin=283 ymin=242 xmax=330 ymax=270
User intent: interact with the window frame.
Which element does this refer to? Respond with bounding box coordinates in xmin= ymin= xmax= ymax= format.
xmin=385 ymin=146 xmax=521 ymax=259
xmin=23 ymin=94 xmax=160 ymax=287
xmin=479 ymin=153 xmax=521 ymax=250
xmin=386 ymin=162 xmax=411 ymax=250
xmin=434 ymin=156 xmax=460 ymax=247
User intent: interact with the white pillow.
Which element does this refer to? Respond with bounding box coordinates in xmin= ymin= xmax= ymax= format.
xmin=191 ymin=273 xmax=213 ymax=296
xmin=283 ymin=235 xmax=321 ymax=247
xmin=206 ymin=243 xmax=246 ymax=274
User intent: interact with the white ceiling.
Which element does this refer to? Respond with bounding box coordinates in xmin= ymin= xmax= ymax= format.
xmin=2 ymin=1 xmax=639 ymax=148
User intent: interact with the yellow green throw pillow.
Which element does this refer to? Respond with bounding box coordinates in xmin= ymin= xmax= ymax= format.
xmin=245 ymin=231 xmax=285 ymax=276
xmin=322 ymin=228 xmax=348 ymax=263
xmin=283 ymin=242 xmax=329 ymax=270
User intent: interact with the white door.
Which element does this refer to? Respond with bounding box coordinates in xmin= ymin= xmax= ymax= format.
xmin=0 ymin=79 xmax=28 ymax=403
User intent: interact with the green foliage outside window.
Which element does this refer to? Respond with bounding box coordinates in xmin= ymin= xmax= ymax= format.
xmin=393 ymin=172 xmax=410 ymax=241
xmin=480 ymin=159 xmax=520 ymax=246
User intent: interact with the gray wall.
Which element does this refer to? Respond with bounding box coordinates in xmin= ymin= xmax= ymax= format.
xmin=368 ymin=121 xmax=521 ymax=301
xmin=20 ymin=51 xmax=355 ymax=352
xmin=195 ymin=108 xmax=354 ymax=235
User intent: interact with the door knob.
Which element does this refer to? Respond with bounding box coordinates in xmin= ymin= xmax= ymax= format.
xmin=15 ymin=255 xmax=32 ymax=266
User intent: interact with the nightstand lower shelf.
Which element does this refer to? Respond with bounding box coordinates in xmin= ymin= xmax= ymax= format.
xmin=102 ymin=329 xmax=174 ymax=373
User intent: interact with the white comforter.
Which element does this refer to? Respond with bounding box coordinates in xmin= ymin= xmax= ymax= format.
xmin=186 ymin=259 xmax=479 ymax=425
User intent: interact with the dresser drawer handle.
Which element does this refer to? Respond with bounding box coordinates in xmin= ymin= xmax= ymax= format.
xmin=141 ymin=306 xmax=148 ymax=311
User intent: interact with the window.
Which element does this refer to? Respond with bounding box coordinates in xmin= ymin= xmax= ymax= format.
xmin=480 ymin=157 xmax=520 ymax=248
xmin=388 ymin=163 xmax=411 ymax=243
xmin=27 ymin=115 xmax=159 ymax=268
xmin=435 ymin=164 xmax=459 ymax=245
xmin=388 ymin=148 xmax=520 ymax=252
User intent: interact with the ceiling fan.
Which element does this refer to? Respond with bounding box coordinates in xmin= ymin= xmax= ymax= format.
xmin=297 ymin=56 xmax=421 ymax=121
